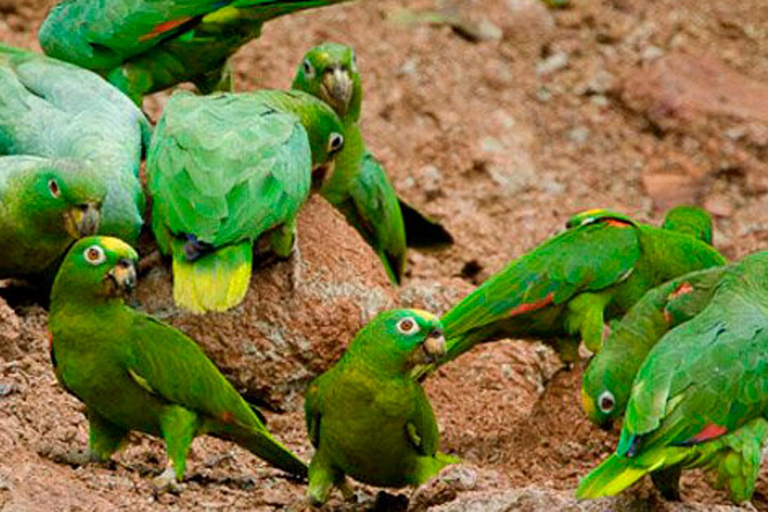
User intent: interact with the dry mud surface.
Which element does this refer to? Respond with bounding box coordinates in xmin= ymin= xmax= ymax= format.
xmin=2 ymin=0 xmax=768 ymax=510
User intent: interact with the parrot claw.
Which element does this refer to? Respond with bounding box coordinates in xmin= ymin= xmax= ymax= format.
xmin=152 ymin=466 xmax=184 ymax=494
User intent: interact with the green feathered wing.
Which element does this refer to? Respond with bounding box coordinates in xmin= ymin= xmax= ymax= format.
xmin=39 ymin=0 xmax=351 ymax=102
xmin=578 ymin=252 xmax=768 ymax=504
xmin=0 ymin=43 xmax=148 ymax=244
xmin=147 ymin=91 xmax=311 ymax=313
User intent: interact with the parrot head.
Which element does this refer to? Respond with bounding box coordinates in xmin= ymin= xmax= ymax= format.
xmin=52 ymin=236 xmax=138 ymax=302
xmin=565 ymin=208 xmax=636 ymax=230
xmin=350 ymin=309 xmax=446 ymax=376
xmin=20 ymin=158 xmax=105 ymax=241
xmin=292 ymin=43 xmax=362 ymax=122
xmin=581 ymin=344 xmax=634 ymax=430
xmin=662 ymin=205 xmax=714 ymax=245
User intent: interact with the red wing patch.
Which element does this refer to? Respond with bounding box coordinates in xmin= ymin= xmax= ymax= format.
xmin=668 ymin=282 xmax=694 ymax=301
xmin=686 ymin=423 xmax=728 ymax=444
xmin=138 ymin=17 xmax=193 ymax=42
xmin=508 ymin=292 xmax=555 ymax=317
xmin=603 ymin=219 xmax=634 ymax=228
xmin=221 ymin=411 xmax=234 ymax=423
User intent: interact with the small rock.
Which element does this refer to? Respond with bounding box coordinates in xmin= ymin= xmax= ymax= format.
xmin=641 ymin=45 xmax=664 ymax=63
xmin=536 ymin=52 xmax=569 ymax=76
xmin=0 ymin=383 xmax=15 ymax=397
xmin=567 ymin=126 xmax=590 ymax=145
xmin=702 ymin=195 xmax=734 ymax=218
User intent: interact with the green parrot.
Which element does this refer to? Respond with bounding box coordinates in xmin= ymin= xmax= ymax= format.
xmin=49 ymin=236 xmax=307 ymax=488
xmin=291 ymin=43 xmax=453 ymax=285
xmin=661 ymin=205 xmax=714 ymax=245
xmin=581 ymin=265 xmax=728 ymax=429
xmin=304 ymin=309 xmax=457 ymax=505
xmin=0 ymin=156 xmax=105 ymax=279
xmin=418 ymin=208 xmax=726 ymax=377
xmin=38 ymin=0 xmax=352 ymax=105
xmin=0 ymin=44 xmax=149 ymax=245
xmin=147 ymin=89 xmax=344 ymax=313
xmin=577 ymin=251 xmax=768 ymax=504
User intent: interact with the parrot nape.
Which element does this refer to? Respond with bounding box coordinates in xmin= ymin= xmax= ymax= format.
xmin=0 ymin=44 xmax=149 ymax=245
xmin=147 ymin=89 xmax=344 ymax=313
xmin=49 ymin=236 xmax=307 ymax=488
xmin=38 ymin=0 xmax=353 ymax=105
xmin=0 ymin=156 xmax=104 ymax=280
xmin=660 ymin=205 xmax=714 ymax=246
xmin=305 ymin=309 xmax=457 ymax=505
xmin=577 ymin=251 xmax=768 ymax=504
xmin=581 ymin=265 xmax=727 ymax=430
xmin=291 ymin=43 xmax=453 ymax=285
xmin=416 ymin=208 xmax=726 ymax=379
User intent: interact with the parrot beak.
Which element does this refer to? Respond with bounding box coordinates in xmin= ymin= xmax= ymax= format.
xmin=322 ymin=66 xmax=353 ymax=117
xmin=312 ymin=160 xmax=336 ymax=190
xmin=411 ymin=329 xmax=446 ymax=366
xmin=107 ymin=258 xmax=137 ymax=296
xmin=64 ymin=202 xmax=101 ymax=238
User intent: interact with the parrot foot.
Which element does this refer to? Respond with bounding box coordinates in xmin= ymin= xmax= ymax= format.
xmin=338 ymin=480 xmax=356 ymax=502
xmin=152 ymin=465 xmax=184 ymax=494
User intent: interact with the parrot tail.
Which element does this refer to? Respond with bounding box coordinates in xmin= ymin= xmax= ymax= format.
xmin=171 ymin=239 xmax=252 ymax=313
xmin=212 ymin=423 xmax=308 ymax=478
xmin=576 ymin=452 xmax=667 ymax=499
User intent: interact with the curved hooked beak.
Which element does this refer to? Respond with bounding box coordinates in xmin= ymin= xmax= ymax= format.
xmin=411 ymin=328 xmax=446 ymax=366
xmin=107 ymin=258 xmax=137 ymax=296
xmin=322 ymin=66 xmax=353 ymax=117
xmin=64 ymin=202 xmax=101 ymax=238
xmin=311 ymin=160 xmax=336 ymax=190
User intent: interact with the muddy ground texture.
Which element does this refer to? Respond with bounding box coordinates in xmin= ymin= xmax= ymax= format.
xmin=2 ymin=0 xmax=768 ymax=510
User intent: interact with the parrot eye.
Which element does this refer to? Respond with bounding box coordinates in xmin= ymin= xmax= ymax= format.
xmin=598 ymin=391 xmax=615 ymax=413
xmin=328 ymin=133 xmax=344 ymax=154
xmin=83 ymin=245 xmax=106 ymax=266
xmin=48 ymin=179 xmax=61 ymax=198
xmin=396 ymin=317 xmax=420 ymax=335
xmin=303 ymin=59 xmax=316 ymax=79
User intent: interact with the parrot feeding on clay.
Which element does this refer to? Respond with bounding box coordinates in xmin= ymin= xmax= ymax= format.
xmin=304 ymin=309 xmax=457 ymax=505
xmin=147 ymin=89 xmax=344 ymax=313
xmin=291 ymin=43 xmax=453 ymax=285
xmin=48 ymin=236 xmax=307 ymax=489
xmin=0 ymin=44 xmax=149 ymax=245
xmin=38 ymin=0 xmax=353 ymax=105
xmin=577 ymin=250 xmax=768 ymax=504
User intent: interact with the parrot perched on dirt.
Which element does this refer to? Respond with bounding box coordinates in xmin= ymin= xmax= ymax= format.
xmin=38 ymin=0 xmax=352 ymax=105
xmin=0 ymin=44 xmax=149 ymax=245
xmin=291 ymin=43 xmax=453 ymax=284
xmin=581 ymin=265 xmax=728 ymax=429
xmin=147 ymin=89 xmax=344 ymax=313
xmin=577 ymin=251 xmax=768 ymax=504
xmin=304 ymin=309 xmax=457 ymax=505
xmin=416 ymin=208 xmax=726 ymax=377
xmin=48 ymin=236 xmax=307 ymax=488
xmin=0 ymin=156 xmax=105 ymax=279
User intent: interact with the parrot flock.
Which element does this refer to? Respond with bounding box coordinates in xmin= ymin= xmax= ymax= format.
xmin=0 ymin=0 xmax=766 ymax=508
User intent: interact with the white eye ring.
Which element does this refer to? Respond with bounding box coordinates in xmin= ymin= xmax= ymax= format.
xmin=350 ymin=53 xmax=358 ymax=73
xmin=303 ymin=59 xmax=316 ymax=79
xmin=598 ymin=391 xmax=615 ymax=413
xmin=83 ymin=245 xmax=106 ymax=266
xmin=396 ymin=317 xmax=420 ymax=335
xmin=48 ymin=179 xmax=61 ymax=198
xmin=328 ymin=133 xmax=344 ymax=153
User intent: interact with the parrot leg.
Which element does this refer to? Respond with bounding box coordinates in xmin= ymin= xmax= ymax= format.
xmin=650 ymin=465 xmax=682 ymax=501
xmin=565 ymin=292 xmax=611 ymax=354
xmin=269 ymin=222 xmax=302 ymax=292
xmin=553 ymin=337 xmax=580 ymax=367
xmin=152 ymin=462 xmax=184 ymax=494
xmin=156 ymin=406 xmax=201 ymax=490
xmin=88 ymin=409 xmax=130 ymax=462
xmin=193 ymin=62 xmax=234 ymax=94
xmin=307 ymin=449 xmax=345 ymax=506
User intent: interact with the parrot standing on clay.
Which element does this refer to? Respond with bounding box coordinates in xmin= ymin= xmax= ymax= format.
xmin=291 ymin=43 xmax=453 ymax=284
xmin=38 ymin=0 xmax=352 ymax=105
xmin=417 ymin=208 xmax=726 ymax=377
xmin=147 ymin=89 xmax=344 ymax=313
xmin=0 ymin=44 xmax=149 ymax=245
xmin=577 ymin=251 xmax=768 ymax=504
xmin=0 ymin=156 xmax=105 ymax=280
xmin=581 ymin=265 xmax=728 ymax=429
xmin=49 ymin=236 xmax=307 ymax=489
xmin=304 ymin=309 xmax=457 ymax=505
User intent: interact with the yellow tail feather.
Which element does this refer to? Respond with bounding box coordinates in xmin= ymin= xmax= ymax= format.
xmin=576 ymin=453 xmax=667 ymax=499
xmin=171 ymin=240 xmax=253 ymax=313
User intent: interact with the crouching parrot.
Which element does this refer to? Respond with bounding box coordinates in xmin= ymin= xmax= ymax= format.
xmin=147 ymin=89 xmax=344 ymax=313
xmin=0 ymin=44 xmax=149 ymax=245
xmin=291 ymin=43 xmax=453 ymax=285
xmin=581 ymin=265 xmax=728 ymax=429
xmin=0 ymin=156 xmax=105 ymax=280
xmin=577 ymin=250 xmax=768 ymax=504
xmin=49 ymin=236 xmax=307 ymax=488
xmin=416 ymin=207 xmax=725 ymax=378
xmin=304 ymin=309 xmax=457 ymax=505
xmin=38 ymin=0 xmax=352 ymax=105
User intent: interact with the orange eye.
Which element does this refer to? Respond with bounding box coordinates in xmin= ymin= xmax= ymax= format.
xmin=396 ymin=317 xmax=420 ymax=335
xmin=83 ymin=245 xmax=106 ymax=265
